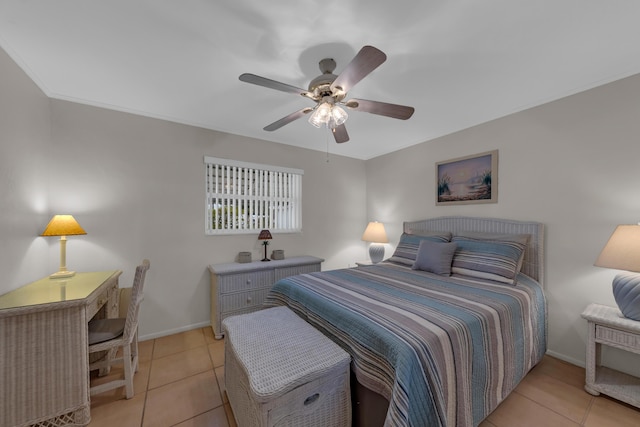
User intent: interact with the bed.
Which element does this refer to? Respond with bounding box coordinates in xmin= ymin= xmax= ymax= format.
xmin=264 ymin=216 xmax=546 ymax=427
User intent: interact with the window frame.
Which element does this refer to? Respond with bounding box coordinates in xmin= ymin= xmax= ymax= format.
xmin=204 ymin=156 xmax=303 ymax=235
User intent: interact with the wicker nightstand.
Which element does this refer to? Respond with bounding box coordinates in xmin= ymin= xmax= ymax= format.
xmin=581 ymin=303 xmax=640 ymax=408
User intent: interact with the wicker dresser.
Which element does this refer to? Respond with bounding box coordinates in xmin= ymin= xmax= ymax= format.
xmin=208 ymin=256 xmax=323 ymax=339
xmin=223 ymin=306 xmax=351 ymax=427
xmin=582 ymin=303 xmax=640 ymax=408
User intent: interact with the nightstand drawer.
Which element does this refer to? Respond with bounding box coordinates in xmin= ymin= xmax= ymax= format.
xmin=221 ymin=289 xmax=270 ymax=313
xmin=595 ymin=325 xmax=640 ymax=350
xmin=219 ymin=270 xmax=274 ymax=294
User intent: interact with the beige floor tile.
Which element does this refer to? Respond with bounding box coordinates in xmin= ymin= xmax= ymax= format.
xmin=89 ymin=359 xmax=151 ymax=407
xmin=88 ymin=392 xmax=145 ymax=427
xmin=487 ymin=392 xmax=579 ymax=427
xmin=153 ymin=328 xmax=206 ymax=359
xmin=203 ymin=326 xmax=216 ymax=344
xmin=531 ymin=355 xmax=586 ymax=389
xmin=584 ymin=396 xmax=640 ymax=427
xmin=208 ymin=339 xmax=225 ymax=368
xmin=515 ymin=369 xmax=592 ymax=423
xmin=173 ymin=406 xmax=230 ymax=427
xmin=143 ymin=370 xmax=223 ymax=427
xmin=148 ymin=346 xmax=213 ymax=389
xmin=138 ymin=339 xmax=155 ymax=362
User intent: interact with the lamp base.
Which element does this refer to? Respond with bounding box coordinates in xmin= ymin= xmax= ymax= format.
xmin=369 ymin=243 xmax=385 ymax=264
xmin=612 ymin=272 xmax=640 ymax=321
xmin=261 ymin=241 xmax=271 ymax=262
xmin=50 ymin=270 xmax=76 ymax=279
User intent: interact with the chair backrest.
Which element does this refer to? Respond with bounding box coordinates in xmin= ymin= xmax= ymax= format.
xmin=123 ymin=259 xmax=150 ymax=341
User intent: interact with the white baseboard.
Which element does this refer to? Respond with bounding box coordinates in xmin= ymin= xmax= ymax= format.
xmin=140 ymin=321 xmax=211 ymax=342
xmin=546 ymin=349 xmax=585 ymax=368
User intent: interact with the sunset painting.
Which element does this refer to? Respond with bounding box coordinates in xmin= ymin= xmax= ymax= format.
xmin=436 ymin=150 xmax=498 ymax=205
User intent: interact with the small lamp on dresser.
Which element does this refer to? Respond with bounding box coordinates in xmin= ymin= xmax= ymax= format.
xmin=258 ymin=229 xmax=272 ymax=262
xmin=594 ymin=224 xmax=640 ymax=320
xmin=362 ymin=221 xmax=388 ymax=264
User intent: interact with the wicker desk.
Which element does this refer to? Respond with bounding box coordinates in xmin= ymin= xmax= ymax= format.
xmin=0 ymin=270 xmax=122 ymax=427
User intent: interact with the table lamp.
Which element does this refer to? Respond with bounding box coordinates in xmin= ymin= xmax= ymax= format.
xmin=594 ymin=224 xmax=640 ymax=320
xmin=258 ymin=229 xmax=272 ymax=262
xmin=362 ymin=221 xmax=388 ymax=264
xmin=41 ymin=214 xmax=87 ymax=278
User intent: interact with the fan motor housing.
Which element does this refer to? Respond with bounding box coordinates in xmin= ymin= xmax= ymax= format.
xmin=307 ymin=58 xmax=344 ymax=100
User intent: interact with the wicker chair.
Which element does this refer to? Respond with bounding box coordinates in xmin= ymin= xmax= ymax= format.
xmin=88 ymin=259 xmax=150 ymax=399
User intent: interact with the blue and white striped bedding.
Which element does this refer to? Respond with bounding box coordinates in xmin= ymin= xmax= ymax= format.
xmin=264 ymin=261 xmax=546 ymax=427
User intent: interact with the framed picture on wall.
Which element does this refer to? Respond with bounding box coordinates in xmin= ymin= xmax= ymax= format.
xmin=436 ymin=150 xmax=498 ymax=205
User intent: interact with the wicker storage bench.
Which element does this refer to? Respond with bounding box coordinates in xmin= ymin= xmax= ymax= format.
xmin=223 ymin=306 xmax=351 ymax=427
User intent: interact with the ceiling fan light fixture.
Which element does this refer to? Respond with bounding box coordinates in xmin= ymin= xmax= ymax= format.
xmin=240 ymin=46 xmax=412 ymax=143
xmin=308 ymin=101 xmax=332 ymax=128
xmin=331 ymin=105 xmax=348 ymax=127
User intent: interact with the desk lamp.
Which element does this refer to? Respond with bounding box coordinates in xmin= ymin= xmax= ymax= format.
xmin=41 ymin=215 xmax=87 ymax=278
xmin=594 ymin=224 xmax=640 ymax=320
xmin=258 ymin=229 xmax=272 ymax=262
xmin=362 ymin=221 xmax=388 ymax=264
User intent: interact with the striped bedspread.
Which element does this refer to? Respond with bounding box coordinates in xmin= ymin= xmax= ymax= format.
xmin=264 ymin=261 xmax=546 ymax=427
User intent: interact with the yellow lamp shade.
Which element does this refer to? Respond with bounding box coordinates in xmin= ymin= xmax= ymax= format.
xmin=41 ymin=215 xmax=87 ymax=237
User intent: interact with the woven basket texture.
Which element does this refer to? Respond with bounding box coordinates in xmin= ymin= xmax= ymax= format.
xmin=224 ymin=306 xmax=351 ymax=427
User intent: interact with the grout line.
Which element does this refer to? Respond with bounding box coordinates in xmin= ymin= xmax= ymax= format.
xmin=139 ymin=338 xmax=156 ymax=427
xmin=513 ymin=390 xmax=582 ymax=425
xmin=580 ymin=396 xmax=595 ymax=426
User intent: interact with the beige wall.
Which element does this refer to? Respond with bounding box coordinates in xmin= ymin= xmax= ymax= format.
xmin=366 ymin=73 xmax=640 ymax=373
xmin=0 ymin=46 xmax=50 ymax=287
xmin=48 ymin=101 xmax=367 ymax=338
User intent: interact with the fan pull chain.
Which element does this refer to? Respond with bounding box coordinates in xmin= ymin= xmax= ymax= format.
xmin=326 ymin=131 xmax=330 ymax=162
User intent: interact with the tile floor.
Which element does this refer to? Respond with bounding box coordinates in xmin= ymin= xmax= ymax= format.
xmin=88 ymin=327 xmax=640 ymax=427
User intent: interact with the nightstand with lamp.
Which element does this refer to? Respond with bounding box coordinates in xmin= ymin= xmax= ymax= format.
xmin=581 ymin=223 xmax=640 ymax=408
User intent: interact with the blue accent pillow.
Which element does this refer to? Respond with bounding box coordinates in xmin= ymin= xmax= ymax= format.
xmin=451 ymin=236 xmax=526 ymax=284
xmin=389 ymin=232 xmax=452 ymax=266
xmin=411 ymin=240 xmax=457 ymax=275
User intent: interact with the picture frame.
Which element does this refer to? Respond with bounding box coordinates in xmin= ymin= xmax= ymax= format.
xmin=436 ymin=150 xmax=498 ymax=205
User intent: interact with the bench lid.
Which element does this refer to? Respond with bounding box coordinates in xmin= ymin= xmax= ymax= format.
xmin=223 ymin=306 xmax=350 ymax=400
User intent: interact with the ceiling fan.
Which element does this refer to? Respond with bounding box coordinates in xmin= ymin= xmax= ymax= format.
xmin=239 ymin=45 xmax=415 ymax=144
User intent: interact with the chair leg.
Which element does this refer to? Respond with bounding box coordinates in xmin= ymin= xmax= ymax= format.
xmin=123 ymin=343 xmax=134 ymax=399
xmin=132 ymin=329 xmax=139 ymax=373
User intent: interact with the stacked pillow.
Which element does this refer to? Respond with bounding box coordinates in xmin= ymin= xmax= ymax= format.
xmin=389 ymin=229 xmax=530 ymax=284
xmin=451 ymin=232 xmax=529 ymax=284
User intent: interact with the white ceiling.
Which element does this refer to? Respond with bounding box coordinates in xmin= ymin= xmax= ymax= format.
xmin=2 ymin=1 xmax=640 ymax=160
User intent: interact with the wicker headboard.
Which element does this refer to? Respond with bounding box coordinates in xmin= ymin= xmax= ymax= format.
xmin=403 ymin=216 xmax=545 ymax=287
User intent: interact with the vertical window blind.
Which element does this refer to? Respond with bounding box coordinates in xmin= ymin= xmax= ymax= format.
xmin=204 ymin=156 xmax=303 ymax=235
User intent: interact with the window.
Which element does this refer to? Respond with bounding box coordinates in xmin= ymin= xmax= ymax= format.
xmin=204 ymin=156 xmax=303 ymax=235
